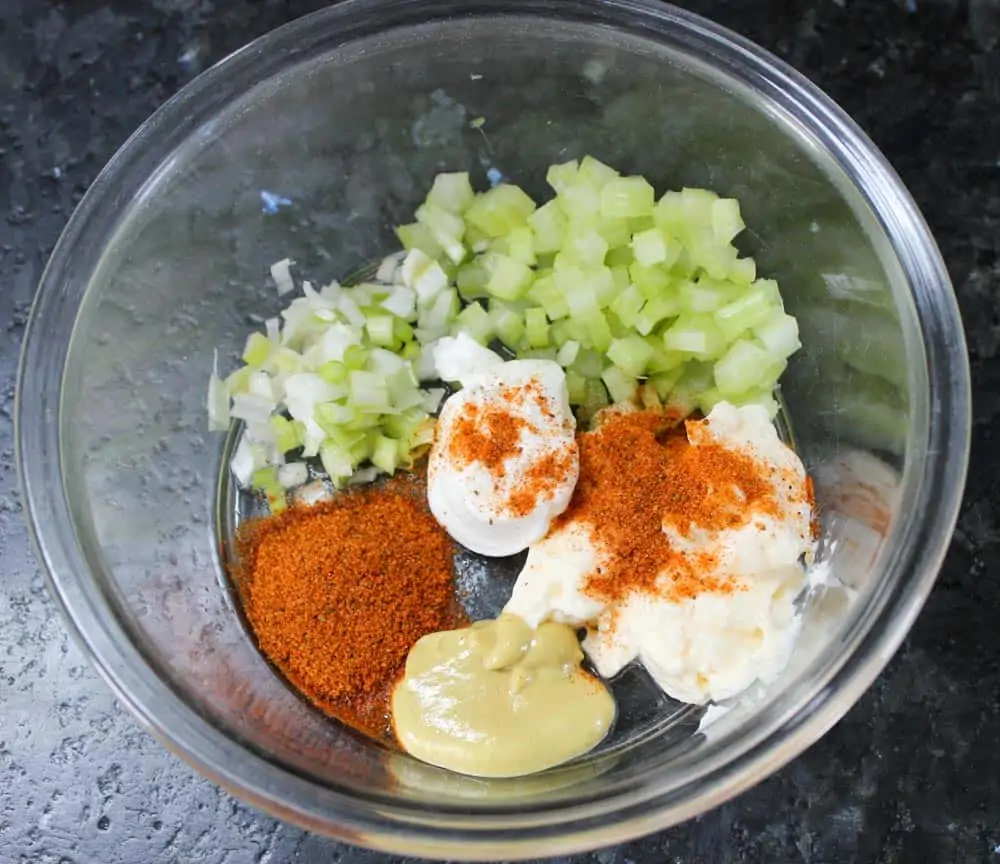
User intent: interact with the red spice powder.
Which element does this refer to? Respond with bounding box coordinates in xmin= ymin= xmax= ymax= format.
xmin=557 ymin=408 xmax=787 ymax=604
xmin=447 ymin=388 xmax=529 ymax=475
xmin=506 ymin=446 xmax=577 ymax=518
xmin=232 ymin=470 xmax=465 ymax=740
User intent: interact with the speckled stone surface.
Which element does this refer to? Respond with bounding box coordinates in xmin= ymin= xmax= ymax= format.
xmin=1 ymin=0 xmax=998 ymax=861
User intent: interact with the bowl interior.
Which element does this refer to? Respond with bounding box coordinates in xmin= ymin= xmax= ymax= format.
xmin=41 ymin=4 xmax=944 ymax=838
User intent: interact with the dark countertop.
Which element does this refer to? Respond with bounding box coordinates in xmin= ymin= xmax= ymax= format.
xmin=1 ymin=1 xmax=997 ymax=861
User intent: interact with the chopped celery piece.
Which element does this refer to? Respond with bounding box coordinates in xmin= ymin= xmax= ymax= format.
xmin=558 ymin=268 xmax=599 ymax=317
xmin=711 ymin=198 xmax=745 ymax=244
xmin=606 ymin=245 xmax=634 ymax=267
xmin=270 ymin=415 xmax=301 ymax=453
xmin=314 ymin=401 xmax=357 ymax=435
xmin=610 ymin=265 xmax=631 ymax=293
xmin=571 ymin=348 xmax=605 ymax=378
xmin=583 ymin=377 xmax=610 ymax=411
xmin=365 ymin=315 xmax=396 ymax=347
xmin=455 ymin=300 xmax=493 ymax=343
xmin=755 ymin=310 xmax=801 ymax=358
xmin=558 ymin=184 xmax=601 ymax=220
xmin=349 ymin=371 xmax=391 ymax=411
xmin=527 ymin=201 xmax=567 ymax=254
xmin=528 ymin=274 xmax=570 ymax=320
xmin=396 ymin=222 xmax=445 ymax=262
xmin=225 ymin=366 xmax=253 ymax=395
xmin=485 ymin=253 xmax=533 ymax=301
xmin=714 ymin=338 xmax=784 ymax=395
xmin=631 ymin=227 xmax=668 ymax=266
xmin=426 ymin=172 xmax=475 ymax=213
xmin=582 ymin=309 xmax=613 ymax=352
xmin=729 ymin=257 xmax=757 ymax=286
xmin=679 ymin=279 xmax=732 ymax=313
xmin=456 ymin=259 xmax=490 ymax=300
xmin=601 ymin=176 xmax=655 ymax=219
xmin=715 ymin=284 xmax=775 ymax=339
xmin=611 ymin=283 xmax=645 ymax=327
xmin=556 ymin=340 xmax=581 ymax=368
xmin=629 ymin=263 xmax=670 ymax=300
xmin=319 ymin=442 xmax=354 ymax=483
xmin=589 ymin=267 xmax=617 ymax=308
xmin=242 ymin=332 xmax=272 ymax=368
xmin=564 ymin=228 xmax=608 ymax=268
xmin=371 ymin=435 xmax=400 ymax=473
xmin=601 ymin=365 xmax=638 ymax=404
xmin=415 ymin=202 xmax=466 ymax=263
xmin=607 ymin=335 xmax=656 ymax=377
xmin=518 ymin=347 xmax=559 ymax=362
xmin=465 ymin=185 xmax=536 ymax=237
xmin=596 ymin=217 xmax=631 ymax=249
xmin=663 ymin=315 xmax=726 ymax=358
xmin=634 ymin=294 xmax=681 ymax=336
xmin=393 ymin=318 xmax=414 ymax=344
xmin=342 ymin=344 xmax=368 ymax=371
xmin=489 ymin=302 xmax=525 ymax=349
xmin=498 ymin=226 xmax=536 ymax=265
xmin=546 ymin=159 xmax=579 ymax=194
xmin=566 ymin=371 xmax=588 ymax=404
xmin=577 ymin=156 xmax=619 ymax=189
xmin=525 ymin=307 xmax=550 ymax=348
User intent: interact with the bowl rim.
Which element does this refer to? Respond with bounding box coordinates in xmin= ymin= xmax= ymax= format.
xmin=16 ymin=0 xmax=970 ymax=858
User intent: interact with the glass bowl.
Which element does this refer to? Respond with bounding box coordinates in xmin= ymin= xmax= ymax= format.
xmin=17 ymin=0 xmax=969 ymax=858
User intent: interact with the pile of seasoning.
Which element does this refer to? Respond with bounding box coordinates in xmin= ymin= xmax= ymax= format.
xmin=232 ymin=470 xmax=465 ymax=739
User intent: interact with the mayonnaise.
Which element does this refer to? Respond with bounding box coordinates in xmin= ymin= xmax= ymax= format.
xmin=428 ymin=342 xmax=579 ymax=557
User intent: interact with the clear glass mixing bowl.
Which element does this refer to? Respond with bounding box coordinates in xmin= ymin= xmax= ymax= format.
xmin=17 ymin=0 xmax=970 ymax=858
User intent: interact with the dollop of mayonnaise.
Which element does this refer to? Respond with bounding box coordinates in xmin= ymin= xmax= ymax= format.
xmin=428 ymin=338 xmax=579 ymax=556
xmin=505 ymin=401 xmax=817 ymax=705
xmin=392 ymin=614 xmax=615 ymax=778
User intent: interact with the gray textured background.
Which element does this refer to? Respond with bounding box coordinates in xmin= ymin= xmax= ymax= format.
xmin=2 ymin=0 xmax=999 ymax=861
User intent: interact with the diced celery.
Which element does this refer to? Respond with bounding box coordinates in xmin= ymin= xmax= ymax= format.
xmin=611 ymin=283 xmax=645 ymax=327
xmin=371 ymin=435 xmax=400 ymax=473
xmin=646 ymin=346 xmax=684 ymax=374
xmin=679 ymin=278 xmax=732 ymax=313
xmin=342 ymin=344 xmax=368 ymax=371
xmin=556 ymin=340 xmax=581 ymax=368
xmin=582 ymin=308 xmax=613 ymax=352
xmin=638 ymin=382 xmax=661 ymax=409
xmin=528 ymin=274 xmax=570 ymax=320
xmin=318 ymin=360 xmax=348 ymax=385
xmin=610 ymin=265 xmax=631 ymax=294
xmin=629 ymin=263 xmax=670 ymax=300
xmin=546 ymin=159 xmax=579 ymax=194
xmin=314 ymin=401 xmax=357 ymax=434
xmin=650 ymin=367 xmax=684 ymax=399
xmin=662 ymin=315 xmax=727 ymax=358
xmin=456 ymin=259 xmax=490 ymax=300
xmin=607 ymin=335 xmax=656 ymax=377
xmin=393 ymin=318 xmax=414 ymax=344
xmin=270 ymin=347 xmax=305 ymax=375
xmin=583 ymin=377 xmax=610 ymax=411
xmin=455 ymin=301 xmax=493 ymax=344
xmin=589 ymin=267 xmax=617 ymax=309
xmin=577 ymin=156 xmax=619 ymax=189
xmin=571 ymin=348 xmax=605 ymax=378
xmin=525 ymin=308 xmax=550 ymax=348
xmin=225 ymin=366 xmax=253 ymax=395
xmin=416 ymin=202 xmax=466 ymax=264
xmin=564 ymin=228 xmax=608 ymax=268
xmin=601 ymin=176 xmax=655 ymax=219
xmin=711 ymin=198 xmax=745 ymax=244
xmin=714 ymin=338 xmax=785 ymax=396
xmin=242 ymin=332 xmax=272 ymax=368
xmin=755 ymin=310 xmax=801 ymax=358
xmin=715 ymin=284 xmax=775 ymax=339
xmin=485 ymin=253 xmax=533 ymax=301
xmin=729 ymin=257 xmax=757 ymax=286
xmin=489 ymin=302 xmax=525 ymax=350
xmin=634 ymin=294 xmax=681 ymax=336
xmin=558 ymin=184 xmax=601 ymax=220
xmin=601 ymin=365 xmax=638 ymax=404
xmin=319 ymin=442 xmax=354 ymax=484
xmin=426 ymin=172 xmax=475 ymax=213
xmin=396 ymin=222 xmax=445 ymax=262
xmin=269 ymin=415 xmax=301 ymax=453
xmin=605 ymin=246 xmax=634 ymax=267
xmin=518 ymin=347 xmax=559 ymax=363
xmin=366 ymin=315 xmax=396 ymax=347
xmin=566 ymin=371 xmax=588 ymax=404
xmin=680 ymin=187 xmax=718 ymax=228
xmin=690 ymin=231 xmax=738 ymax=280
xmin=631 ymin=227 xmax=668 ymax=267
xmin=653 ymin=190 xmax=686 ymax=234
xmin=558 ymin=268 xmax=599 ymax=316
xmin=349 ymin=370 xmax=392 ymax=411
xmin=465 ymin=184 xmax=537 ymax=237
xmin=527 ymin=201 xmax=567 ymax=254
xmin=497 ymin=225 xmax=536 ymax=265
xmin=596 ymin=217 xmax=632 ymax=249
xmin=752 ymin=278 xmax=783 ymax=307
